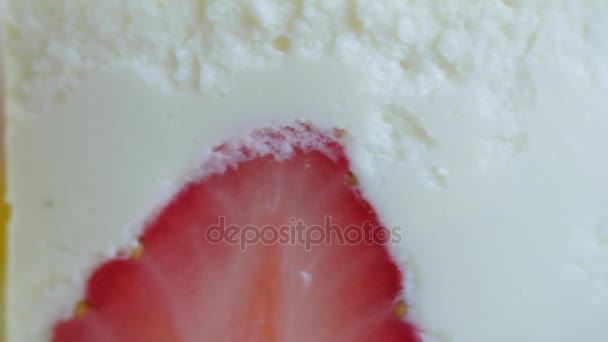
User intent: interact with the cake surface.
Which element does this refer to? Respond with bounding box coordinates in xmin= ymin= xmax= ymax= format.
xmin=3 ymin=1 xmax=608 ymax=341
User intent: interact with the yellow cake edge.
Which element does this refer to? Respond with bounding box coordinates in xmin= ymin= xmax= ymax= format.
xmin=0 ymin=26 xmax=8 ymax=342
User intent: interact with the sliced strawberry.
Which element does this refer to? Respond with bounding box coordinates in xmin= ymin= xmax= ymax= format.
xmin=53 ymin=124 xmax=419 ymax=342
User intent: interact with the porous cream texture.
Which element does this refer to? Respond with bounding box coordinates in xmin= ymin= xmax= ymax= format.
xmin=4 ymin=1 xmax=608 ymax=341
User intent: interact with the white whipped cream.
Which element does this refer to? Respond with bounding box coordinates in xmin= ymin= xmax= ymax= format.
xmin=4 ymin=1 xmax=608 ymax=341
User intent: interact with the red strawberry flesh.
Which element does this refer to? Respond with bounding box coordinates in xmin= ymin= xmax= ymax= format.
xmin=52 ymin=124 xmax=420 ymax=342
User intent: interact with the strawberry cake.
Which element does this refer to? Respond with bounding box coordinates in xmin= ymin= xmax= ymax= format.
xmin=2 ymin=1 xmax=608 ymax=342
